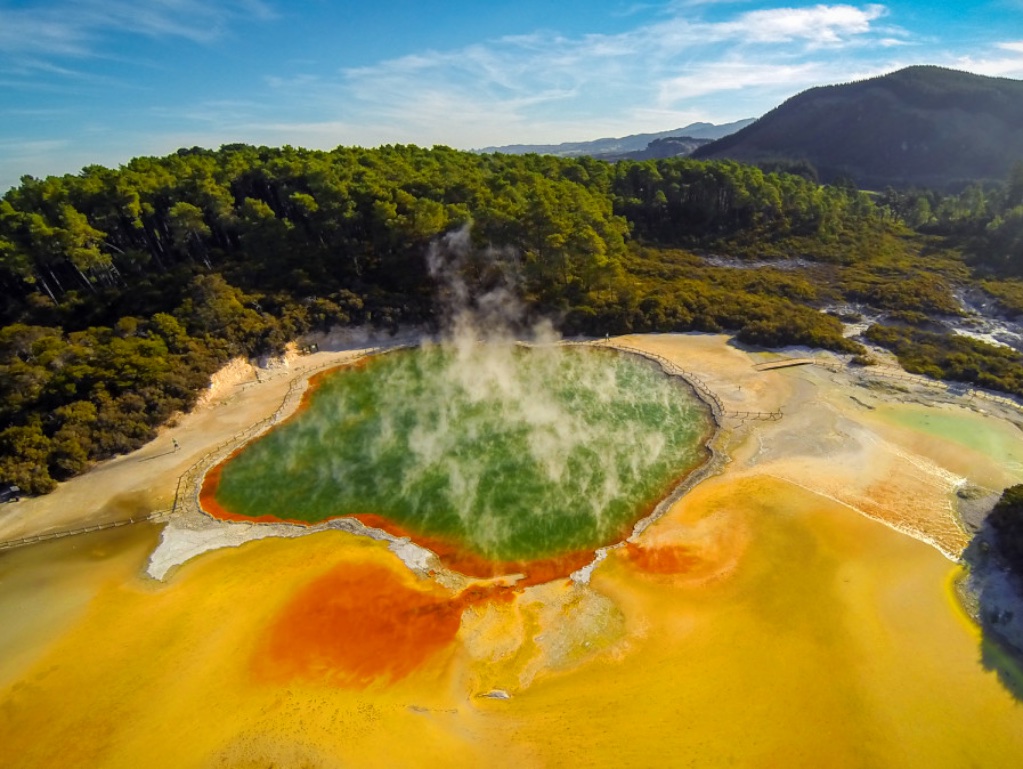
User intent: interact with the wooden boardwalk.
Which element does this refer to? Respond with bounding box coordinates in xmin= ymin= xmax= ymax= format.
xmin=0 ymin=509 xmax=170 ymax=552
xmin=753 ymin=357 xmax=818 ymax=371
xmin=597 ymin=342 xmax=784 ymax=423
xmin=0 ymin=346 xmax=406 ymax=555
xmin=753 ymin=357 xmax=843 ymax=372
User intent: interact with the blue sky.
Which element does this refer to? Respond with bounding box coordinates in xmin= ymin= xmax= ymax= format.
xmin=1 ymin=0 xmax=1021 ymax=190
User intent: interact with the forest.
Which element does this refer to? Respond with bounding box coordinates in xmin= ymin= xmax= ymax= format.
xmin=1 ymin=144 xmax=1022 ymax=494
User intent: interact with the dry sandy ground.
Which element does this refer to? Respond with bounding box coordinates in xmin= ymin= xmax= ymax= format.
xmin=0 ymin=330 xmax=419 ymax=544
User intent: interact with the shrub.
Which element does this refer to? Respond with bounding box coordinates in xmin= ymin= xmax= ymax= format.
xmin=990 ymin=485 xmax=1023 ymax=575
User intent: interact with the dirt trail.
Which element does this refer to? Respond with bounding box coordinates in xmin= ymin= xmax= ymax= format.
xmin=0 ymin=342 xmax=399 ymax=544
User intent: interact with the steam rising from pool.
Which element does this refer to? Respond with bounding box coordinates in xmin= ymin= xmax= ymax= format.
xmin=208 ymin=229 xmax=712 ymax=562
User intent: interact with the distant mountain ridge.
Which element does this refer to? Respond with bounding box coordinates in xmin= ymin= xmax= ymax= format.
xmin=478 ymin=119 xmax=755 ymax=158
xmin=601 ymin=135 xmax=714 ymax=161
xmin=693 ymin=66 xmax=1023 ymax=190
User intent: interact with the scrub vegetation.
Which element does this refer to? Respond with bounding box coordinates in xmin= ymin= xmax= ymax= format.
xmin=1 ymin=143 xmax=1022 ymax=494
xmin=990 ymin=485 xmax=1023 ymax=577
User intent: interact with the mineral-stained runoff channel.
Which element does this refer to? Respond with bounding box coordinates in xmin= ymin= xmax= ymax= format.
xmin=202 ymin=343 xmax=714 ymax=575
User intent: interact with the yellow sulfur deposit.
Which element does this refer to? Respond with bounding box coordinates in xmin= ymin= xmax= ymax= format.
xmin=2 ymin=334 xmax=1023 ymax=768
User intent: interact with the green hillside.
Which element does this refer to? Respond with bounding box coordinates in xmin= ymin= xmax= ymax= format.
xmin=694 ymin=66 xmax=1023 ymax=190
xmin=3 ymin=142 xmax=1023 ymax=496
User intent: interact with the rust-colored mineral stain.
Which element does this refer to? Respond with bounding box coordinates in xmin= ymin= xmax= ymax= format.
xmin=298 ymin=357 xmax=369 ymax=414
xmin=253 ymin=561 xmax=511 ymax=687
xmin=200 ymin=459 xmax=314 ymax=524
xmin=201 ymin=366 xmax=375 ymax=522
xmin=349 ymin=513 xmax=595 ymax=587
xmin=623 ymin=542 xmax=703 ymax=574
xmin=201 ymin=466 xmax=598 ymax=582
xmin=203 ymin=470 xmax=713 ymax=585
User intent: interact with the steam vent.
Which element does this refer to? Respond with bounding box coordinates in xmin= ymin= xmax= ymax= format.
xmin=202 ymin=344 xmax=713 ymax=578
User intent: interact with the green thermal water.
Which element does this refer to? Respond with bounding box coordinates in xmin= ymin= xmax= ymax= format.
xmin=878 ymin=405 xmax=1023 ymax=473
xmin=213 ymin=344 xmax=711 ymax=561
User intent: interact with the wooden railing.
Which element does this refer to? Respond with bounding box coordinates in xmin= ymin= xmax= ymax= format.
xmin=753 ymin=357 xmax=843 ymax=373
xmin=1 ymin=345 xmax=408 ymax=553
xmin=0 ymin=509 xmax=170 ymax=551
xmin=171 ymin=344 xmax=413 ymax=518
xmin=722 ymin=410 xmax=783 ymax=421
xmin=581 ymin=341 xmax=783 ymax=423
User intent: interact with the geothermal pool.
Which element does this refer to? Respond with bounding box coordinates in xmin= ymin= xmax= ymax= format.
xmin=204 ymin=344 xmax=712 ymax=567
xmin=3 ymin=334 xmax=1023 ymax=767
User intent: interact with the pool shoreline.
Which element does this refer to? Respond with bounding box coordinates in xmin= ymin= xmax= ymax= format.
xmin=186 ymin=339 xmax=723 ymax=587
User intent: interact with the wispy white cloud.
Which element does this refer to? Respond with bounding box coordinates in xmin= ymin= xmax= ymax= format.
xmin=3 ymin=1 xmax=1018 ymax=189
xmin=267 ymin=3 xmax=903 ymax=146
xmin=131 ymin=2 xmax=1015 ymax=153
xmin=3 ymin=56 xmax=140 ymax=89
xmin=709 ymin=3 xmax=888 ymax=46
xmin=611 ymin=3 xmax=662 ymax=18
xmin=656 ymin=61 xmax=821 ymax=102
xmin=0 ymin=0 xmax=276 ymax=58
xmin=952 ymin=41 xmax=1023 ymax=78
xmin=0 ymin=12 xmax=89 ymax=57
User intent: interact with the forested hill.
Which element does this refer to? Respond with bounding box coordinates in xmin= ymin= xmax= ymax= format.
xmin=598 ymin=136 xmax=713 ymax=161
xmin=1 ymin=144 xmax=887 ymax=493
xmin=693 ymin=66 xmax=1023 ymax=190
xmin=0 ymin=144 xmax=878 ymax=332
xmin=7 ymin=143 xmax=1023 ymax=498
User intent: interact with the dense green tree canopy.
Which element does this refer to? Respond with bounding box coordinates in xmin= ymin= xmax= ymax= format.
xmin=0 ymin=144 xmax=880 ymax=326
xmin=1 ymin=142 xmax=1017 ymax=495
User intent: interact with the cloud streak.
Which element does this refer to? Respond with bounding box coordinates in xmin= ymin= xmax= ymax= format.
xmin=255 ymin=3 xmax=906 ymax=147
xmin=952 ymin=40 xmax=1023 ymax=79
xmin=0 ymin=0 xmax=275 ymax=59
xmin=711 ymin=3 xmax=888 ymax=45
xmin=2 ymin=1 xmax=1020 ymax=190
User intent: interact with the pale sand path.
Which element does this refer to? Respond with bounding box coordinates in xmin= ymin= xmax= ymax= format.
xmin=0 ymin=333 xmax=417 ymax=544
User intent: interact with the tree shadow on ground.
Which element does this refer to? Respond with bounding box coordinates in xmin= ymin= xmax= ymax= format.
xmin=960 ymin=525 xmax=1023 ymax=701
